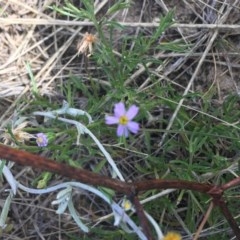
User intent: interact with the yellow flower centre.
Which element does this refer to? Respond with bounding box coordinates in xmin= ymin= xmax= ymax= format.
xmin=119 ymin=115 xmax=129 ymax=125
xmin=163 ymin=232 xmax=182 ymax=240
xmin=122 ymin=199 xmax=132 ymax=211
xmin=37 ymin=137 xmax=43 ymax=143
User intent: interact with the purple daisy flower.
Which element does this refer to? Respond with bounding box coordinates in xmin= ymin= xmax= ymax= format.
xmin=36 ymin=133 xmax=48 ymax=147
xmin=105 ymin=102 xmax=140 ymax=137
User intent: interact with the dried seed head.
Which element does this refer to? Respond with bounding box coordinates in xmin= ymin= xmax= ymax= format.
xmin=0 ymin=121 xmax=34 ymax=146
xmin=77 ymin=32 xmax=97 ymax=57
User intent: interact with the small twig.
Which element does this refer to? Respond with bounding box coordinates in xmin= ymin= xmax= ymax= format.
xmin=193 ymin=202 xmax=214 ymax=240
xmin=0 ymin=144 xmax=132 ymax=195
xmin=0 ymin=143 xmax=216 ymax=194
xmin=208 ymin=186 xmax=240 ymax=239
xmin=134 ymin=179 xmax=213 ymax=194
xmin=221 ymin=177 xmax=240 ymax=191
xmin=215 ymin=199 xmax=240 ymax=239
xmin=132 ymin=195 xmax=154 ymax=240
xmin=1 ymin=144 xmax=240 ymax=238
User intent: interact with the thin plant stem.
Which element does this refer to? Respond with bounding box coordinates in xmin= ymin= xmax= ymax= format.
xmin=193 ymin=202 xmax=214 ymax=240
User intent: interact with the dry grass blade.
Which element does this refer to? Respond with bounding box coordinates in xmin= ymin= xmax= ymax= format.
xmin=2 ymin=18 xmax=240 ymax=29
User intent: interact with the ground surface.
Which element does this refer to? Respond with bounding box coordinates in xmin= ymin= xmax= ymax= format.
xmin=1 ymin=0 xmax=240 ymax=239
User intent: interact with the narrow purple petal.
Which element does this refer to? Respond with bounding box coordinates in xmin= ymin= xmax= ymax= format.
xmin=127 ymin=121 xmax=139 ymax=134
xmin=126 ymin=105 xmax=139 ymax=120
xmin=105 ymin=116 xmax=119 ymax=125
xmin=117 ymin=125 xmax=129 ymax=137
xmin=114 ymin=102 xmax=126 ymax=118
